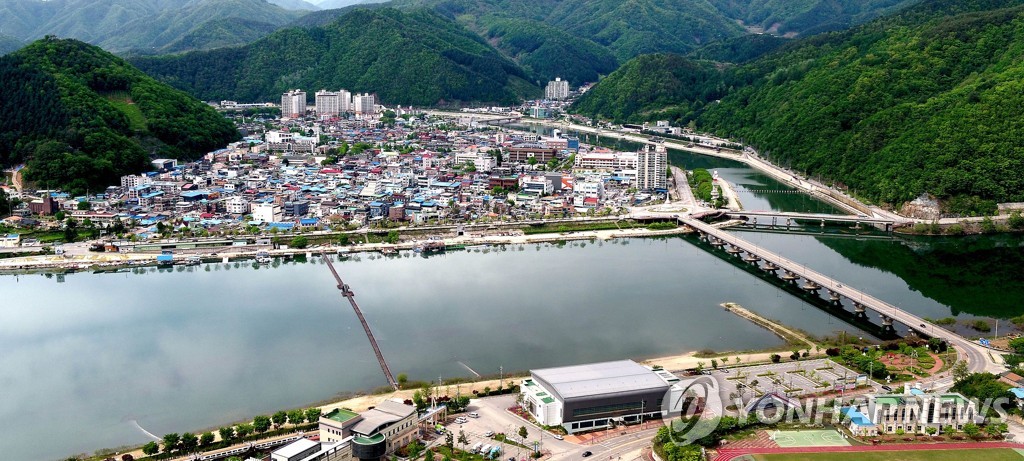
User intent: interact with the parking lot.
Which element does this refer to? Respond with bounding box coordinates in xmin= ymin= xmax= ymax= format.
xmin=436 ymin=394 xmax=578 ymax=460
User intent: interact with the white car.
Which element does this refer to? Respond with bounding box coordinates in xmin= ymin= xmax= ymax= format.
xmin=484 ymin=431 xmax=495 ymax=437
xmin=469 ymin=412 xmax=480 ymax=418
xmin=552 ymin=434 xmax=564 ymax=440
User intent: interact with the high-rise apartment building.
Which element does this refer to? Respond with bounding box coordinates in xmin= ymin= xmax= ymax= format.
xmin=281 ymin=89 xmax=307 ymax=119
xmin=636 ymin=144 xmax=668 ymax=190
xmin=545 ymin=77 xmax=570 ymax=100
xmin=353 ymin=93 xmax=376 ymax=114
xmin=315 ymin=90 xmax=341 ymax=116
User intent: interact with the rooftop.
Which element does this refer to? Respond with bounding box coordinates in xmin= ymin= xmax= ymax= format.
xmin=325 ymin=408 xmax=360 ymax=424
xmin=273 ymin=438 xmax=319 ymax=458
xmin=351 ymin=399 xmax=415 ymax=435
xmin=531 ymin=360 xmax=668 ymax=401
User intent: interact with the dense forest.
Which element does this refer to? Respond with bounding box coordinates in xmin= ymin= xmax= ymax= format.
xmin=707 ymin=0 xmax=920 ymax=36
xmin=479 ymin=17 xmax=619 ymax=85
xmin=0 ymin=37 xmax=239 ymax=194
xmin=575 ymin=0 xmax=1024 ymax=210
xmin=132 ymin=8 xmax=539 ymax=106
xmin=571 ymin=54 xmax=730 ymax=124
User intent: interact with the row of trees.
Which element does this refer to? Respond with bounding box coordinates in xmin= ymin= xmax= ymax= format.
xmin=141 ymin=407 xmax=322 ymax=456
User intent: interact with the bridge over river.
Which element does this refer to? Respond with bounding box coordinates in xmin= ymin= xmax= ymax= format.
xmin=678 ymin=216 xmax=1002 ymax=375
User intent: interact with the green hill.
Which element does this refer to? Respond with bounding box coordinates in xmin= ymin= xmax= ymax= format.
xmin=99 ymin=0 xmax=308 ymax=53
xmin=572 ymin=54 xmax=729 ymax=123
xmin=0 ymin=37 xmax=239 ymax=194
xmin=0 ymin=0 xmax=308 ymax=53
xmin=576 ymin=0 xmax=1024 ymax=211
xmin=480 ymin=17 xmax=619 ymax=85
xmin=132 ymin=8 xmax=538 ymax=105
xmin=157 ymin=18 xmax=281 ymax=54
xmin=708 ymin=0 xmax=921 ymax=36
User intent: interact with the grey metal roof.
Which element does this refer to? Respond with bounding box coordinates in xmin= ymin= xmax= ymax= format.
xmin=351 ymin=399 xmax=416 ymax=435
xmin=532 ymin=360 xmax=669 ymax=401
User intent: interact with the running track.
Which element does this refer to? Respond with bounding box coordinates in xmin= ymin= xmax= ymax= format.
xmin=712 ymin=441 xmax=1024 ymax=461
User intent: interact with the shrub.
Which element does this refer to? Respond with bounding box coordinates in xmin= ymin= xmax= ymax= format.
xmin=972 ymin=320 xmax=991 ymax=332
xmin=945 ymin=224 xmax=965 ymax=235
xmin=770 ymin=354 xmax=781 ymax=363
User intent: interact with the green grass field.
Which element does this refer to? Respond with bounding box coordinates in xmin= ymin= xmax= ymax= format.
xmin=104 ymin=91 xmax=147 ymax=131
xmin=755 ymin=448 xmax=1024 ymax=461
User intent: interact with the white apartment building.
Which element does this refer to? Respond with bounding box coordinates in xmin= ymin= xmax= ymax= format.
xmin=226 ymin=196 xmax=249 ymax=215
xmin=252 ymin=202 xmax=283 ymax=223
xmin=120 ymin=174 xmax=152 ymax=191
xmin=576 ymin=180 xmax=605 ymax=199
xmin=266 ymin=131 xmax=295 ymax=144
xmin=353 ymin=93 xmax=376 ymax=114
xmin=574 ymin=151 xmax=638 ymax=171
xmin=315 ymin=90 xmax=342 ymax=116
xmin=545 ymin=77 xmax=570 ymax=100
xmin=281 ymin=89 xmax=307 ymax=119
xmin=636 ymin=144 xmax=668 ymax=190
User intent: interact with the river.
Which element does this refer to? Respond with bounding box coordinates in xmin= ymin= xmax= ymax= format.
xmin=3 ymin=144 xmax=1024 ymax=461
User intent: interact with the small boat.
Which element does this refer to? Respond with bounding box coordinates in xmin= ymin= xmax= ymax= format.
xmin=256 ymin=250 xmax=272 ymax=265
xmin=184 ymin=256 xmax=202 ymax=266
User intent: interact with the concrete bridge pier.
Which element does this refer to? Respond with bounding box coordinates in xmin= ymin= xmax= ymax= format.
xmin=742 ymin=252 xmax=761 ymax=264
xmin=828 ymin=290 xmax=842 ymax=305
xmin=801 ymin=280 xmax=821 ymax=292
xmin=880 ymin=314 xmax=896 ymax=334
xmin=710 ymin=238 xmax=725 ymax=247
xmin=853 ymin=302 xmax=867 ymax=318
xmin=726 ymin=245 xmax=742 ymax=255
xmin=762 ymin=262 xmax=780 ymax=272
xmin=781 ymin=270 xmax=800 ymax=283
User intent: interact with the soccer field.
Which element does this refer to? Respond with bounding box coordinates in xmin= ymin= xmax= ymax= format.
xmin=755 ymin=448 xmax=1024 ymax=461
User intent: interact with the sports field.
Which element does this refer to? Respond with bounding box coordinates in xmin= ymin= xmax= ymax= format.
xmin=770 ymin=430 xmax=849 ymax=447
xmin=754 ymin=448 xmax=1024 ymax=461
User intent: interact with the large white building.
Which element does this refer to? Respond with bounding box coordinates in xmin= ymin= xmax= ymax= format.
xmin=282 ymin=89 xmax=307 ymax=119
xmin=252 ymin=201 xmax=283 ymax=223
xmin=520 ymin=360 xmax=682 ymax=433
xmin=353 ymin=93 xmax=376 ymax=115
xmin=316 ymin=90 xmax=343 ymax=116
xmin=636 ymin=144 xmax=668 ymax=191
xmin=545 ymin=77 xmax=570 ymax=100
xmin=573 ymin=151 xmax=638 ymax=171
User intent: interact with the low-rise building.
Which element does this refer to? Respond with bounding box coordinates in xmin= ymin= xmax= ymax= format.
xmin=843 ymin=392 xmax=979 ymax=436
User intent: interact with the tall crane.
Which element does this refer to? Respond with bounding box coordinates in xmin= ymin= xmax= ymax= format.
xmin=322 ymin=252 xmax=399 ymax=390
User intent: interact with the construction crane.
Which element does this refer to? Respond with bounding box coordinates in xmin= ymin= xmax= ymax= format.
xmin=322 ymin=252 xmax=399 ymax=390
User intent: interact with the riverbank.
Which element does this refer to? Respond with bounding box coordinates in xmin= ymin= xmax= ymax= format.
xmin=0 ymin=224 xmax=697 ymax=274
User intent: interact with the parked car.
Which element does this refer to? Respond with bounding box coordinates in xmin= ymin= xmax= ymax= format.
xmin=582 ymin=451 xmax=592 ymax=457
xmin=552 ymin=434 xmax=564 ymax=440
xmin=469 ymin=412 xmax=480 ymax=418
xmin=484 ymin=431 xmax=495 ymax=437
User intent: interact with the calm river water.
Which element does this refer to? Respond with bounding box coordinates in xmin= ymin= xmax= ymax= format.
xmin=3 ymin=146 xmax=1023 ymax=461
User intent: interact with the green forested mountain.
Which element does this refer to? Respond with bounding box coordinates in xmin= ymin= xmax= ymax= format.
xmin=100 ymin=0 xmax=308 ymax=53
xmin=708 ymin=0 xmax=921 ymax=36
xmin=576 ymin=0 xmax=1024 ymax=209
xmin=132 ymin=8 xmax=538 ymax=105
xmin=0 ymin=0 xmax=308 ymax=53
xmin=572 ymin=54 xmax=729 ymax=123
xmin=157 ymin=18 xmax=281 ymax=54
xmin=0 ymin=38 xmax=239 ymax=193
xmin=0 ymin=34 xmax=23 ymax=55
xmin=479 ymin=18 xmax=619 ymax=85
xmin=688 ymin=34 xmax=790 ymax=63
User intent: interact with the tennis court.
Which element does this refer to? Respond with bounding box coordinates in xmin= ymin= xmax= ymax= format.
xmin=770 ymin=430 xmax=849 ymax=447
